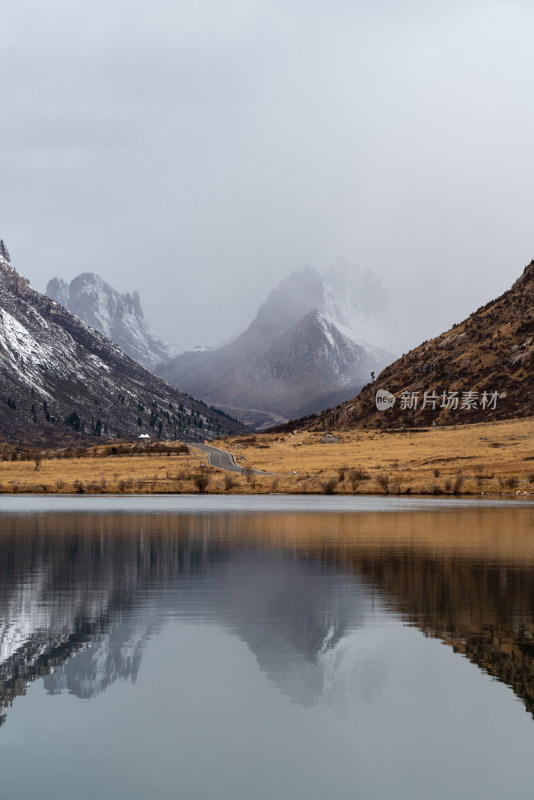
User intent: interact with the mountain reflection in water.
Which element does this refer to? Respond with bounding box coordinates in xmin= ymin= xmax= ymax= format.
xmin=2 ymin=505 xmax=534 ymax=727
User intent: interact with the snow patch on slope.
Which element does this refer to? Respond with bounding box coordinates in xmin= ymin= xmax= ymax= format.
xmin=0 ymin=308 xmax=56 ymax=394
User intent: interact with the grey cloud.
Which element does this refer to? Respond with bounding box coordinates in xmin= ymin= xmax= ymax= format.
xmin=1 ymin=0 xmax=533 ymax=351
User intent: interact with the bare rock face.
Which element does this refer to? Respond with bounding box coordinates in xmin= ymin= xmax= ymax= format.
xmin=157 ymin=260 xmax=395 ymax=428
xmin=46 ymin=277 xmax=69 ymax=306
xmin=46 ymin=273 xmax=177 ymax=370
xmin=0 ymin=240 xmax=10 ymax=264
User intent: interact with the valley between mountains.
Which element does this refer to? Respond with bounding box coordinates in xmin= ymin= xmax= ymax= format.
xmin=0 ymin=237 xmax=533 ymax=496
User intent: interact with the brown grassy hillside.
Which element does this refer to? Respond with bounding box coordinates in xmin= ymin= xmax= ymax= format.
xmin=303 ymin=260 xmax=534 ymax=430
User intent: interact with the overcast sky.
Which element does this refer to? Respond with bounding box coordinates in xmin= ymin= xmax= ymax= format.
xmin=1 ymin=0 xmax=533 ymax=351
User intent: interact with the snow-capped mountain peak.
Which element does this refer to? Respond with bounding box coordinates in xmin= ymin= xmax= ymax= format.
xmin=46 ymin=273 xmax=178 ymax=370
xmin=250 ymin=257 xmax=392 ymax=352
xmin=158 ymin=257 xmax=395 ymax=427
xmin=0 ymin=246 xmax=246 ymax=442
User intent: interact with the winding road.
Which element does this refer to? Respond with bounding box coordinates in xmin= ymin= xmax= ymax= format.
xmin=191 ymin=443 xmax=275 ymax=476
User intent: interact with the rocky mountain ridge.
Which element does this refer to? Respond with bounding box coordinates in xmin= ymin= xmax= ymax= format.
xmin=0 ymin=244 xmax=246 ymax=443
xmin=46 ymin=272 xmax=177 ymax=369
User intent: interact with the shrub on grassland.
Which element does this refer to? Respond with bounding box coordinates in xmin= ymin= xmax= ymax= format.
xmin=349 ymin=469 xmax=370 ymax=492
xmin=376 ymin=474 xmax=389 ymax=494
xmin=320 ymin=476 xmax=338 ymax=495
xmin=194 ymin=473 xmax=210 ymax=493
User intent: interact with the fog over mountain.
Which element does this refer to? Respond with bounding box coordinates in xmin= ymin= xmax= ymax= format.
xmin=1 ymin=1 xmax=533 ymax=353
xmin=158 ymin=259 xmax=395 ymax=427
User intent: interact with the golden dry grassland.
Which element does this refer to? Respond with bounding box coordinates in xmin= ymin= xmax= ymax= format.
xmin=0 ymin=417 xmax=532 ymax=495
xmin=0 ymin=446 xmax=212 ymax=495
xmin=217 ymin=416 xmax=534 ymax=496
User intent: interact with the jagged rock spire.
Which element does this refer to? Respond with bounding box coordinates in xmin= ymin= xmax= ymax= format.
xmin=0 ymin=240 xmax=11 ymax=263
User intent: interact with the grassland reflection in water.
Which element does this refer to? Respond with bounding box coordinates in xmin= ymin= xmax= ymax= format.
xmin=1 ymin=506 xmax=534 ymax=726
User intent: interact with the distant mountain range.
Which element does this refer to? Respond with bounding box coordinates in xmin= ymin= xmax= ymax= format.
xmin=0 ymin=241 xmax=246 ymax=443
xmin=46 ymin=273 xmax=177 ymax=369
xmin=295 ymin=258 xmax=534 ymax=431
xmin=157 ymin=259 xmax=396 ymax=428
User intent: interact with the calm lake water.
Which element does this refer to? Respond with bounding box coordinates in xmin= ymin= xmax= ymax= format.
xmin=2 ymin=495 xmax=534 ymax=799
